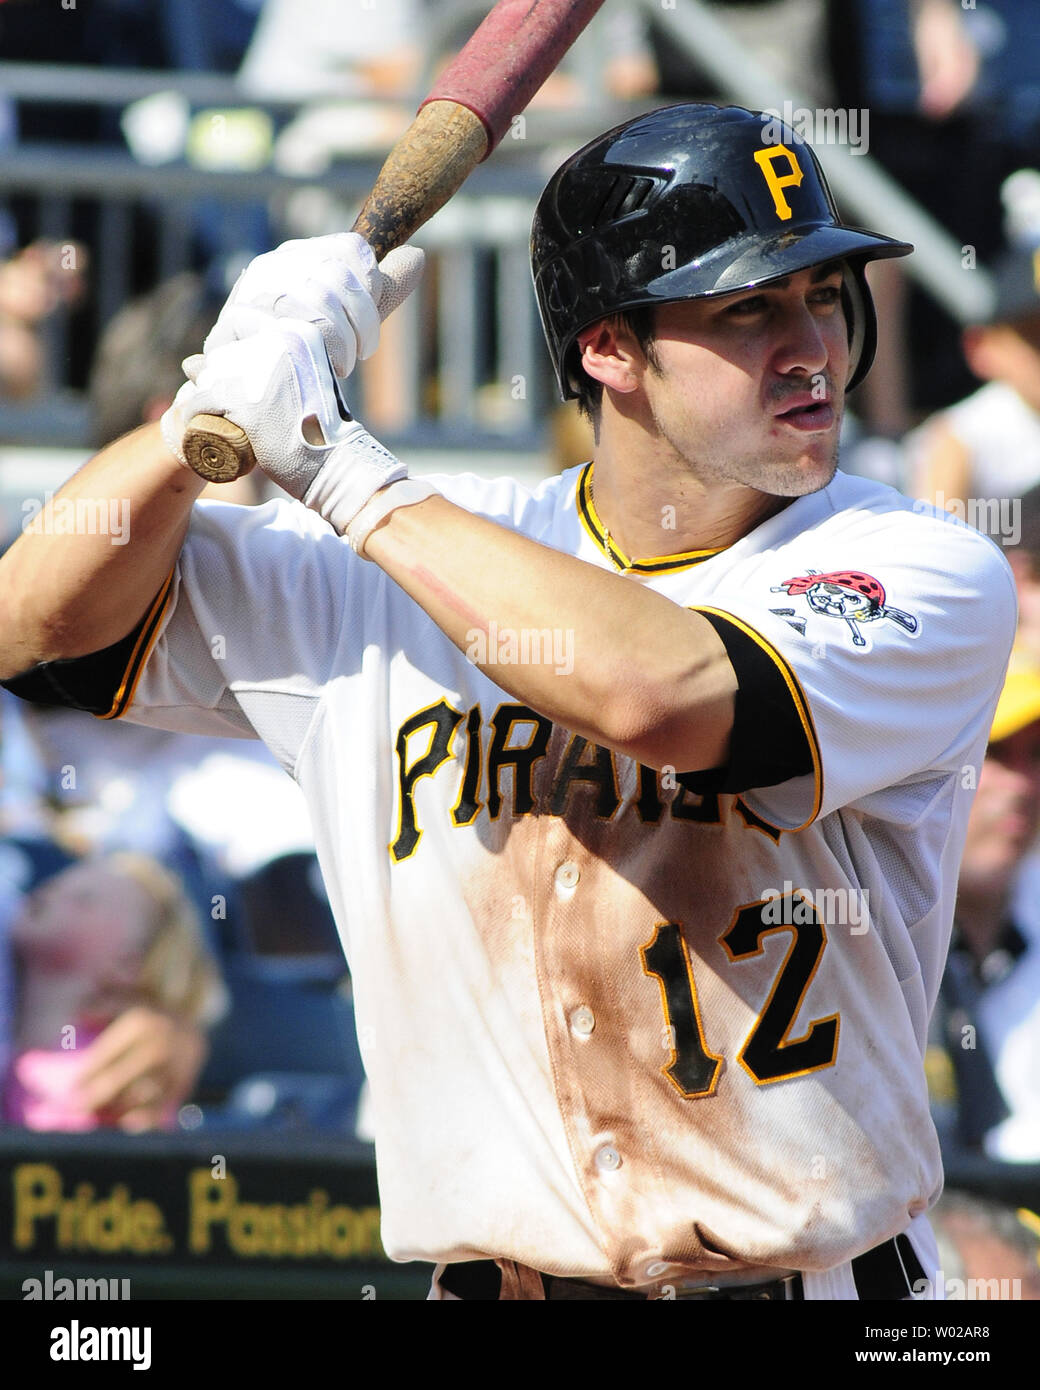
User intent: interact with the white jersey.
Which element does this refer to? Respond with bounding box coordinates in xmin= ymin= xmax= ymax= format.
xmin=118 ymin=464 xmax=1015 ymax=1286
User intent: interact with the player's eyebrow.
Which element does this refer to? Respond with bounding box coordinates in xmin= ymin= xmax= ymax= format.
xmin=749 ymin=261 xmax=845 ymax=292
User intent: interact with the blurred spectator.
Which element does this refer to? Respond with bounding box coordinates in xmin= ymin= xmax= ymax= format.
xmin=0 ymin=240 xmax=86 ymax=400
xmin=929 ymin=1190 xmax=1040 ymax=1298
xmin=1005 ymin=482 xmax=1040 ymax=666
xmin=929 ymin=657 xmax=1040 ymax=1161
xmin=89 ymin=272 xmax=220 ymax=447
xmin=0 ymin=0 xmax=260 ymax=102
xmin=593 ymin=4 xmax=659 ymax=105
xmin=908 ymin=243 xmax=1040 ymax=522
xmin=89 ymin=270 xmax=259 ymax=504
xmin=659 ymin=0 xmax=833 ymax=104
xmin=239 ymin=0 xmax=423 ymax=104
xmin=831 ymin=1 xmax=1032 ymax=420
xmin=3 ymin=851 xmax=225 ymax=1132
xmin=0 ymin=1 xmax=263 ymax=388
xmin=909 ymin=0 xmax=981 ymax=122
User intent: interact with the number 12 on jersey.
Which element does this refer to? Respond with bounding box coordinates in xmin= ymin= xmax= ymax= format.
xmin=640 ymin=895 xmax=840 ymax=1097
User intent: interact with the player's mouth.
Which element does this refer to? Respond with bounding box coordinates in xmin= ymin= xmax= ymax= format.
xmin=773 ymin=394 xmax=834 ymax=431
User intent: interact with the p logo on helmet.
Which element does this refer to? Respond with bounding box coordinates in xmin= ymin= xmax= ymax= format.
xmin=753 ymin=145 xmax=804 ymax=222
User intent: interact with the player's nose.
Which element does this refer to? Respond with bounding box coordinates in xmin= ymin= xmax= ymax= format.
xmin=771 ymin=299 xmax=831 ymax=378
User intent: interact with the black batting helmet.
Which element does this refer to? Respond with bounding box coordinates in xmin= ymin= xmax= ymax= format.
xmin=531 ymin=103 xmax=913 ymax=400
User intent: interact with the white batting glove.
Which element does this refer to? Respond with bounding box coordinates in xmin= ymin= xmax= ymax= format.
xmin=161 ymin=319 xmax=435 ymax=546
xmin=204 ymin=232 xmax=425 ymax=380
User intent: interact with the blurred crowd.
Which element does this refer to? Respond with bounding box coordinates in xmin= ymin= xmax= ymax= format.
xmin=1 ymin=0 xmax=1040 ymax=1292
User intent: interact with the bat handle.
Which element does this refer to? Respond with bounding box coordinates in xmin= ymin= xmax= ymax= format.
xmin=183 ymin=414 xmax=257 ymax=482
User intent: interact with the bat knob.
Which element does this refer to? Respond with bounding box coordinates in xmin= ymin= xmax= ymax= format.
xmin=183 ymin=415 xmax=257 ymax=482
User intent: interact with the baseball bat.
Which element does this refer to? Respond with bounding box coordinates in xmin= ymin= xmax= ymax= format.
xmin=182 ymin=0 xmax=607 ymax=483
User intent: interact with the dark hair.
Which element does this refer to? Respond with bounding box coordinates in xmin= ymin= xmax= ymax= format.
xmin=572 ymin=305 xmax=660 ymax=424
xmin=88 ymin=273 xmax=222 ymax=449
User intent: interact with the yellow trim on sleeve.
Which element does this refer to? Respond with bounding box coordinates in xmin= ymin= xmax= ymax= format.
xmin=96 ymin=568 xmax=176 ymax=720
xmin=692 ymin=604 xmax=824 ymax=831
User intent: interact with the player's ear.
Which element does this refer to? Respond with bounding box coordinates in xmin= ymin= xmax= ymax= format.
xmin=576 ymin=319 xmax=642 ymax=395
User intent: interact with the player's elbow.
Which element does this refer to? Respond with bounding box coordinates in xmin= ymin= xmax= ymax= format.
xmin=0 ymin=581 xmax=58 ymax=677
xmin=599 ymin=656 xmax=736 ymax=775
xmin=0 ymin=581 xmax=87 ymax=674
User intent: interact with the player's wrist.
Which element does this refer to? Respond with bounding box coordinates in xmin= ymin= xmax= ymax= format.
xmin=158 ymin=390 xmax=195 ymax=471
xmin=300 ymin=420 xmax=412 ymax=537
xmin=345 ymin=477 xmax=440 ymax=556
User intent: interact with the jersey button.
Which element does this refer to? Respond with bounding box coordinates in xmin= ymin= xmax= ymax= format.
xmin=594 ymin=1145 xmax=621 ymax=1172
xmin=645 ymin=1262 xmax=670 ymax=1279
xmin=570 ymin=1005 xmax=595 ymax=1037
xmin=554 ymin=861 xmax=580 ymax=895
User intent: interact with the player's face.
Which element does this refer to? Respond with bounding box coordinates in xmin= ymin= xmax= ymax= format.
xmin=635 ymin=263 xmax=850 ymax=496
xmin=960 ymin=723 xmax=1040 ymax=892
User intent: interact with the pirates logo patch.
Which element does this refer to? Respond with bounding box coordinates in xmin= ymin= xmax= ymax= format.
xmin=770 ymin=569 xmax=919 ymax=648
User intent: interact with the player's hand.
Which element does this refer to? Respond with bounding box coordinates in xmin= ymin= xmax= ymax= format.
xmin=74 ymin=1007 xmax=207 ymax=1133
xmin=204 ymin=233 xmax=425 ymax=380
xmin=162 ymin=319 xmax=410 ymax=533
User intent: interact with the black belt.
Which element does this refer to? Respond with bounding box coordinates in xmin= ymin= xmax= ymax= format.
xmin=438 ymin=1233 xmax=926 ymax=1301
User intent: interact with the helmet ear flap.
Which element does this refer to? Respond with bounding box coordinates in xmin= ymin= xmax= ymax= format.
xmin=841 ymin=259 xmax=879 ymax=392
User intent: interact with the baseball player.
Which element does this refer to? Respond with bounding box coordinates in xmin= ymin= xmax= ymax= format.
xmin=0 ymin=104 xmax=1017 ymax=1299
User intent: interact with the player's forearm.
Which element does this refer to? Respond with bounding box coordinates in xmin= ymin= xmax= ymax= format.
xmin=364 ymin=493 xmax=737 ymax=771
xmin=0 ymin=422 xmax=205 ymax=677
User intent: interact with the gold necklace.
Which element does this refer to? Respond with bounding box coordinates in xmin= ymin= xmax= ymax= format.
xmin=589 ymin=469 xmax=626 ymax=571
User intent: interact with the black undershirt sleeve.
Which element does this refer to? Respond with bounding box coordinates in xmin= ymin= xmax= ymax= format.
xmin=676 ymin=609 xmax=814 ymax=796
xmin=0 ymin=608 xmax=153 ymax=716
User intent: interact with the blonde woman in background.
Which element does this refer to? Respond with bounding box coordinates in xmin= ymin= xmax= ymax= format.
xmin=3 ymin=852 xmax=226 ymax=1131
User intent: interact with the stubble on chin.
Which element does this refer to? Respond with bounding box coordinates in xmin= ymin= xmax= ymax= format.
xmin=758 ymin=436 xmax=841 ymax=498
xmin=647 ymin=384 xmax=843 ymax=497
xmin=660 ymin=430 xmax=841 ymax=499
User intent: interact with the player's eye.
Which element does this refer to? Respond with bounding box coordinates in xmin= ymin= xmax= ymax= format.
xmin=810 ymin=285 xmax=843 ymax=309
xmin=723 ymin=294 xmax=766 ymax=318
